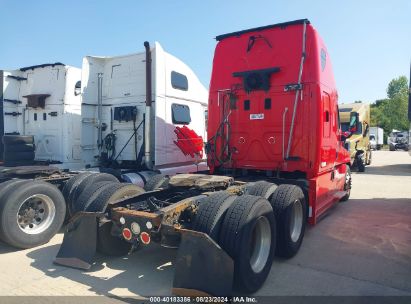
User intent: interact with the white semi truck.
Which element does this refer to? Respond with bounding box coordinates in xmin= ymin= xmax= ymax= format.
xmin=369 ymin=127 xmax=383 ymax=150
xmin=80 ymin=41 xmax=208 ymax=184
xmin=0 ymin=63 xmax=82 ymax=169
xmin=0 ymin=42 xmax=208 ymax=250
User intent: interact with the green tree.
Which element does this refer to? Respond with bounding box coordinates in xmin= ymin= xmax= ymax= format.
xmin=387 ymin=76 xmax=408 ymax=99
xmin=371 ymin=76 xmax=409 ymax=137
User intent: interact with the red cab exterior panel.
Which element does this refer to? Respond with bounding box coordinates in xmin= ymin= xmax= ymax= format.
xmin=207 ymin=19 xmax=351 ymax=224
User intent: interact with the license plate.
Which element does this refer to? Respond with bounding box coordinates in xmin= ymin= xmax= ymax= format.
xmin=250 ymin=113 xmax=264 ymax=120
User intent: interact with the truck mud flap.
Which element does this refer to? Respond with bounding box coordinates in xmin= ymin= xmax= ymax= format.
xmin=172 ymin=229 xmax=234 ymax=296
xmin=54 ymin=212 xmax=102 ymax=270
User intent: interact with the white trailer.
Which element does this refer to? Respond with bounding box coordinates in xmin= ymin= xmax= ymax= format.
xmin=369 ymin=127 xmax=383 ymax=150
xmin=0 ymin=63 xmax=82 ymax=169
xmin=80 ymin=42 xmax=208 ymax=184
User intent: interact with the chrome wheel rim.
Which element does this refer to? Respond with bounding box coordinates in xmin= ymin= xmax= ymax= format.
xmin=290 ymin=200 xmax=303 ymax=243
xmin=17 ymin=194 xmax=55 ymax=234
xmin=345 ymin=169 xmax=352 ymax=192
xmin=250 ymin=216 xmax=271 ymax=273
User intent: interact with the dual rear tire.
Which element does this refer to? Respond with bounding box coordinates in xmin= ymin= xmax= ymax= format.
xmin=0 ymin=179 xmax=66 ymax=248
xmin=191 ymin=183 xmax=307 ymax=293
xmin=62 ymin=173 xmax=146 ymax=256
xmin=192 ymin=181 xmax=307 ymax=293
xmin=192 ymin=192 xmax=277 ymax=293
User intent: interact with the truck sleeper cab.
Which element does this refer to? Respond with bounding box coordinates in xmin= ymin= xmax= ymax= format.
xmin=208 ymin=19 xmax=351 ymax=224
xmin=54 ymin=20 xmax=352 ymax=296
xmin=0 ymin=63 xmax=82 ymax=169
xmin=80 ymin=42 xmax=208 ymax=183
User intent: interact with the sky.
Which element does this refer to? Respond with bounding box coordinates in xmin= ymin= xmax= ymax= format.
xmin=1 ymin=0 xmax=410 ymax=103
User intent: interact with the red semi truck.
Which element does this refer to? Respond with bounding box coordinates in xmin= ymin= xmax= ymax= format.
xmin=207 ymin=19 xmax=351 ymax=225
xmin=51 ymin=19 xmax=351 ymax=295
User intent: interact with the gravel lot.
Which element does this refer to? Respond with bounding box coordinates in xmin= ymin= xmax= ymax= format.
xmin=0 ymin=151 xmax=410 ymax=299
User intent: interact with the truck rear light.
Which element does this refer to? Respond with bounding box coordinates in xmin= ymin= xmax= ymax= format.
xmin=140 ymin=232 xmax=151 ymax=244
xmin=122 ymin=228 xmax=132 ymax=241
xmin=131 ymin=222 xmax=141 ymax=234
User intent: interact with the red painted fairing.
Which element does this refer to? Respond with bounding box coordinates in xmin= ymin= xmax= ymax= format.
xmin=208 ymin=20 xmax=350 ymax=224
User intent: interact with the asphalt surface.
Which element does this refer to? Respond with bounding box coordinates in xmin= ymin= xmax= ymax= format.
xmin=0 ymin=151 xmax=410 ymax=299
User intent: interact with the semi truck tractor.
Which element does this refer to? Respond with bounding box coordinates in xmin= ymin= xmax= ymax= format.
xmin=370 ymin=127 xmax=383 ymax=150
xmin=0 ymin=43 xmax=208 ymax=249
xmin=0 ymin=63 xmax=82 ymax=169
xmin=339 ymin=102 xmax=371 ymax=171
xmin=53 ymin=19 xmax=351 ymax=296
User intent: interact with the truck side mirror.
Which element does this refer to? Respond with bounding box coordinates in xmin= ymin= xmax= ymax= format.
xmin=340 ymin=131 xmax=352 ymax=141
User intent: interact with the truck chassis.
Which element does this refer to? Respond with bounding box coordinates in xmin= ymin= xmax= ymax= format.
xmin=53 ymin=173 xmax=315 ymax=295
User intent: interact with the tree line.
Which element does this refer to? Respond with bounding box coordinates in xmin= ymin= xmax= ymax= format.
xmin=370 ymin=75 xmax=409 ymax=140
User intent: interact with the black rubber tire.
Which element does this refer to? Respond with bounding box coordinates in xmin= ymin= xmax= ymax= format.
xmin=87 ymin=183 xmax=145 ymax=213
xmin=0 ymin=179 xmax=30 ymax=242
xmin=357 ymin=155 xmax=365 ymax=172
xmin=244 ymin=181 xmax=278 ymax=199
xmin=99 ymin=167 xmax=123 ymax=181
xmin=144 ymin=174 xmax=170 ymax=191
xmin=71 ymin=181 xmax=114 ymax=214
xmin=3 ymin=160 xmax=35 ymax=167
xmin=0 ymin=180 xmax=66 ymax=249
xmin=97 ymin=222 xmax=132 ymax=256
xmin=340 ymin=165 xmax=351 ymax=202
xmin=68 ymin=173 xmax=119 ymax=214
xmin=62 ymin=173 xmax=91 ymax=200
xmin=2 ymin=135 xmax=34 ymax=145
xmin=62 ymin=173 xmax=93 ymax=214
xmin=219 ymin=195 xmax=276 ymax=293
xmin=191 ymin=191 xmax=236 ymax=241
xmin=3 ymin=151 xmax=35 ymax=161
xmin=270 ymin=184 xmax=306 ymax=258
xmin=4 ymin=143 xmax=35 ymax=153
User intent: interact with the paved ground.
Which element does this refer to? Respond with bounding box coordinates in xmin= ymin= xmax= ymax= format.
xmin=0 ymin=151 xmax=410 ymax=299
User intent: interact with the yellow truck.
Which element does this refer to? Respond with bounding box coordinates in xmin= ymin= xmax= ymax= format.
xmin=339 ymin=102 xmax=371 ymax=172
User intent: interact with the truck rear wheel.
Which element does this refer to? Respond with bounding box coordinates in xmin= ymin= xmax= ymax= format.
xmin=144 ymin=174 xmax=170 ymax=191
xmin=270 ymin=184 xmax=306 ymax=258
xmin=0 ymin=179 xmax=29 ymax=242
xmin=244 ymin=181 xmax=277 ymax=199
xmin=219 ymin=195 xmax=276 ymax=293
xmin=192 ymin=191 xmax=236 ymax=241
xmin=357 ymin=155 xmax=365 ymax=172
xmin=340 ymin=165 xmax=351 ymax=202
xmin=71 ymin=181 xmax=115 ymax=214
xmin=0 ymin=180 xmax=66 ymax=248
xmin=62 ymin=172 xmax=92 ymax=205
xmin=68 ymin=173 xmax=119 ymax=215
xmin=86 ymin=183 xmax=145 ymax=213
